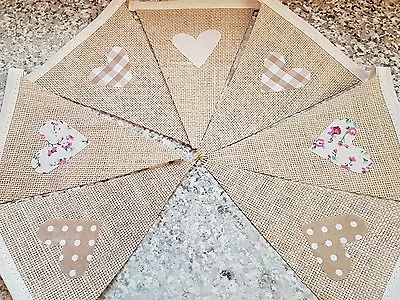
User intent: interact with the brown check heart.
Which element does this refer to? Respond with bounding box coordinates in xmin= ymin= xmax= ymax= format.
xmin=89 ymin=46 xmax=133 ymax=88
xmin=261 ymin=51 xmax=311 ymax=92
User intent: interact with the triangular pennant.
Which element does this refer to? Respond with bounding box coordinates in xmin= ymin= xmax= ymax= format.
xmin=208 ymin=68 xmax=400 ymax=201
xmin=0 ymin=69 xmax=182 ymax=203
xmin=201 ymin=0 xmax=370 ymax=153
xmin=25 ymin=0 xmax=188 ymax=144
xmin=0 ymin=161 xmax=193 ymax=300
xmin=206 ymin=162 xmax=400 ymax=300
xmin=137 ymin=7 xmax=254 ymax=148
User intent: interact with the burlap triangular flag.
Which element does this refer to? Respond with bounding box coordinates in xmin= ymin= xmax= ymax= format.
xmin=201 ymin=0 xmax=370 ymax=152
xmin=137 ymin=8 xmax=254 ymax=148
xmin=0 ymin=69 xmax=182 ymax=203
xmin=206 ymin=162 xmax=400 ymax=300
xmin=208 ymin=68 xmax=400 ymax=201
xmin=25 ymin=0 xmax=188 ymax=144
xmin=0 ymin=161 xmax=193 ymax=300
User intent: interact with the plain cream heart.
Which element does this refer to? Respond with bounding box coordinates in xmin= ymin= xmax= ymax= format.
xmin=172 ymin=29 xmax=221 ymax=68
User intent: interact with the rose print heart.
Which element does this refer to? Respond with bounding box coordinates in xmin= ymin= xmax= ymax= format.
xmin=302 ymin=214 xmax=367 ymax=281
xmin=172 ymin=29 xmax=221 ymax=68
xmin=310 ymin=118 xmax=373 ymax=173
xmin=89 ymin=46 xmax=133 ymax=88
xmin=261 ymin=52 xmax=311 ymax=92
xmin=32 ymin=120 xmax=89 ymax=174
xmin=37 ymin=219 xmax=101 ymax=278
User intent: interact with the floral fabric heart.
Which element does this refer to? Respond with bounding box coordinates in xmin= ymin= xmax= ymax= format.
xmin=310 ymin=118 xmax=373 ymax=173
xmin=261 ymin=52 xmax=311 ymax=92
xmin=32 ymin=120 xmax=89 ymax=174
xmin=89 ymin=46 xmax=133 ymax=88
xmin=172 ymin=29 xmax=221 ymax=68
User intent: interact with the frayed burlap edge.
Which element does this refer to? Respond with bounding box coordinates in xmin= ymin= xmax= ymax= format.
xmin=379 ymin=66 xmax=400 ymax=299
xmin=0 ymin=70 xmax=32 ymax=299
xmin=0 ymin=69 xmax=24 ymax=162
xmin=378 ymin=67 xmax=400 ymax=144
xmin=0 ymin=235 xmax=32 ymax=300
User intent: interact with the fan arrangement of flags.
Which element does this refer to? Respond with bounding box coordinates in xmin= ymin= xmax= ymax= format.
xmin=1 ymin=0 xmax=400 ymax=299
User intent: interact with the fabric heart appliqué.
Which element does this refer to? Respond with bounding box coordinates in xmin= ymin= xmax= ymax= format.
xmin=37 ymin=219 xmax=102 ymax=278
xmin=89 ymin=46 xmax=133 ymax=88
xmin=302 ymin=214 xmax=367 ymax=281
xmin=310 ymin=118 xmax=373 ymax=174
xmin=261 ymin=52 xmax=311 ymax=92
xmin=32 ymin=120 xmax=89 ymax=174
xmin=172 ymin=29 xmax=221 ymax=68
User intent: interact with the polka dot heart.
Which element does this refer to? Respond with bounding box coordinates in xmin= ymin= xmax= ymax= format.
xmin=37 ymin=219 xmax=102 ymax=278
xmin=302 ymin=214 xmax=367 ymax=281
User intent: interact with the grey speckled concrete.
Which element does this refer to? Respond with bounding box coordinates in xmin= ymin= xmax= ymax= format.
xmin=101 ymin=165 xmax=315 ymax=300
xmin=1 ymin=0 xmax=400 ymax=299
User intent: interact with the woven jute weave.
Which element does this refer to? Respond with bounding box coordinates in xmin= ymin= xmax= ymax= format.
xmin=31 ymin=3 xmax=188 ymax=143
xmin=0 ymin=161 xmax=192 ymax=300
xmin=0 ymin=79 xmax=181 ymax=203
xmin=138 ymin=8 xmax=253 ymax=148
xmin=201 ymin=4 xmax=365 ymax=153
xmin=208 ymin=74 xmax=400 ymax=201
xmin=206 ymin=162 xmax=400 ymax=300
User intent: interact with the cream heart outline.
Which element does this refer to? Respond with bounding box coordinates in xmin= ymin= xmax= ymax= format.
xmin=172 ymin=29 xmax=221 ymax=68
xmin=32 ymin=120 xmax=89 ymax=174
xmin=310 ymin=118 xmax=373 ymax=174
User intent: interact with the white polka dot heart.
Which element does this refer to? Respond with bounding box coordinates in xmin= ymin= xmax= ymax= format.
xmin=37 ymin=219 xmax=102 ymax=278
xmin=302 ymin=214 xmax=367 ymax=281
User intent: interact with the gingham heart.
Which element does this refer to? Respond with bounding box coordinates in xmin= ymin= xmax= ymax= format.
xmin=261 ymin=52 xmax=311 ymax=92
xmin=310 ymin=118 xmax=374 ymax=174
xmin=89 ymin=46 xmax=133 ymax=88
xmin=32 ymin=120 xmax=89 ymax=174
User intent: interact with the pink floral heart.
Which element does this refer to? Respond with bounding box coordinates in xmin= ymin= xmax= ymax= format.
xmin=310 ymin=118 xmax=373 ymax=174
xmin=261 ymin=52 xmax=311 ymax=92
xmin=32 ymin=120 xmax=89 ymax=174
